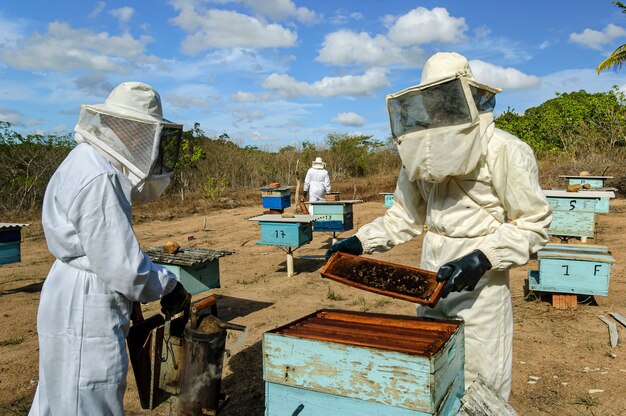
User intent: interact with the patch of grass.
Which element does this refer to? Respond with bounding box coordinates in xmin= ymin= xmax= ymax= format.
xmin=372 ymin=298 xmax=392 ymax=309
xmin=0 ymin=337 xmax=24 ymax=347
xmin=326 ymin=288 xmax=346 ymax=301
xmin=573 ymin=396 xmax=599 ymax=408
xmin=351 ymin=296 xmax=370 ymax=312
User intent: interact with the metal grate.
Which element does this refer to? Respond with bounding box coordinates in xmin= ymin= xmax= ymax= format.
xmin=144 ymin=246 xmax=233 ymax=267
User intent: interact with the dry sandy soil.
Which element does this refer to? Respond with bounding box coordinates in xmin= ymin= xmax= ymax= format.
xmin=1 ymin=199 xmax=625 ymax=416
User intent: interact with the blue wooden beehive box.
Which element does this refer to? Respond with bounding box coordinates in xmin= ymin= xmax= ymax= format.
xmin=542 ymin=190 xmax=615 ymax=239
xmin=260 ymin=185 xmax=292 ymax=210
xmin=380 ymin=193 xmax=394 ymax=208
xmin=263 ymin=309 xmax=464 ymax=416
xmin=0 ymin=224 xmax=28 ymax=265
xmin=309 ymin=200 xmax=362 ymax=232
xmin=144 ymin=246 xmax=232 ymax=295
xmin=559 ymin=175 xmax=613 ymax=190
xmin=250 ymin=214 xmax=315 ymax=248
xmin=528 ymin=244 xmax=616 ymax=296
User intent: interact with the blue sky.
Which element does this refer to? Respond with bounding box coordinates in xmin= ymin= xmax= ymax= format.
xmin=1 ymin=0 xmax=626 ymax=149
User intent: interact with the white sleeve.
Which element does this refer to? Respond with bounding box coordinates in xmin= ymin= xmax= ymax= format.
xmin=479 ymin=139 xmax=553 ymax=270
xmin=68 ymin=173 xmax=177 ymax=302
xmin=324 ymin=170 xmax=331 ymax=193
xmin=356 ymin=167 xmax=426 ymax=253
xmin=303 ymin=168 xmax=312 ymax=192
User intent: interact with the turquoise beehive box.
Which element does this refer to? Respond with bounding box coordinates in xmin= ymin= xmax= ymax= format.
xmin=559 ymin=175 xmax=613 ymax=190
xmin=263 ymin=310 xmax=464 ymax=416
xmin=260 ymin=185 xmax=292 ymax=210
xmin=542 ymin=190 xmax=615 ymax=239
xmin=309 ymin=200 xmax=362 ymax=232
xmin=528 ymin=244 xmax=616 ymax=296
xmin=144 ymin=246 xmax=232 ymax=295
xmin=380 ymin=192 xmax=394 ymax=209
xmin=250 ymin=214 xmax=314 ymax=248
xmin=0 ymin=224 xmax=29 ymax=265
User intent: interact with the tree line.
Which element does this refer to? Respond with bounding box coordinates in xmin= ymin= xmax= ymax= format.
xmin=2 ymin=88 xmax=626 ymax=215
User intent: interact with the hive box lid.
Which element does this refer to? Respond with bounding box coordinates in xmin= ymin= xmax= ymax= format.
xmin=249 ymin=214 xmax=315 ymax=223
xmin=558 ymin=175 xmax=613 ymax=179
xmin=538 ymin=243 xmax=615 ymax=264
xmin=307 ymin=200 xmax=363 ymax=205
xmin=543 ymin=189 xmax=615 ymax=198
xmin=322 ymin=252 xmax=444 ymax=307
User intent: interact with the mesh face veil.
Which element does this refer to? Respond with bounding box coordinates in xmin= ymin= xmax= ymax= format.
xmin=74 ymin=82 xmax=183 ymax=183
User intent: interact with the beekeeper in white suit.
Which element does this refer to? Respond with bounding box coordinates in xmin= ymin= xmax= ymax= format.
xmin=29 ymin=82 xmax=190 ymax=415
xmin=303 ymin=156 xmax=331 ymax=215
xmin=327 ymin=52 xmax=552 ymax=399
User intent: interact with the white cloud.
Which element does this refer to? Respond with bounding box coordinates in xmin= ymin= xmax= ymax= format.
xmin=332 ymin=112 xmax=365 ymax=127
xmin=387 ymin=7 xmax=467 ymax=46
xmin=570 ymin=24 xmax=626 ymax=50
xmin=317 ymin=30 xmax=425 ymax=67
xmin=241 ymin=0 xmax=320 ymax=24
xmin=231 ymin=91 xmax=277 ymax=103
xmin=261 ymin=68 xmax=389 ymax=98
xmin=0 ymin=108 xmax=40 ymax=127
xmin=0 ymin=22 xmax=149 ymax=72
xmin=329 ymin=9 xmax=363 ymax=25
xmin=110 ymin=7 xmax=134 ymax=24
xmin=169 ymin=6 xmax=297 ymax=54
xmin=89 ymin=1 xmax=106 ymax=19
xmin=469 ymin=60 xmax=541 ymax=90
xmin=539 ymin=40 xmax=552 ymax=50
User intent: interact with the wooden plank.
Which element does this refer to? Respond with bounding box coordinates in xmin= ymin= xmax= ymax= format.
xmin=609 ymin=312 xmax=626 ymax=328
xmin=598 ymin=315 xmax=619 ymax=347
xmin=458 ymin=375 xmax=518 ymax=416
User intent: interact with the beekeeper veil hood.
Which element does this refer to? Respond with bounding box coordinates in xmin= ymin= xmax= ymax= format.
xmin=387 ymin=52 xmax=501 ymax=183
xmin=74 ymin=82 xmax=183 ymax=204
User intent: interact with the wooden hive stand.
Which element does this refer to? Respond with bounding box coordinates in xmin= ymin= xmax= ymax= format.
xmin=551 ymin=293 xmax=578 ymax=310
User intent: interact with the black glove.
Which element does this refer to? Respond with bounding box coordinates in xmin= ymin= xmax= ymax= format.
xmin=160 ymin=281 xmax=191 ymax=318
xmin=325 ymin=236 xmax=363 ymax=261
xmin=436 ymin=250 xmax=492 ymax=299
xmin=303 ymin=190 xmax=308 ymax=199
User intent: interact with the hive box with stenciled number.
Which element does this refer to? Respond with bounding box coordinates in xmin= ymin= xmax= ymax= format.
xmin=308 ymin=200 xmax=362 ymax=232
xmin=259 ymin=185 xmax=292 ymax=210
xmin=263 ymin=309 xmax=464 ymax=416
xmin=250 ymin=214 xmax=315 ymax=248
xmin=542 ymin=190 xmax=615 ymax=238
xmin=528 ymin=243 xmax=616 ymax=296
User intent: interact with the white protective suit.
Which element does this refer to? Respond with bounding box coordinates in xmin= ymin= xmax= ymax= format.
xmin=355 ymin=53 xmax=552 ymax=399
xmin=304 ymin=157 xmax=331 ymax=215
xmin=30 ymin=82 xmax=183 ymax=415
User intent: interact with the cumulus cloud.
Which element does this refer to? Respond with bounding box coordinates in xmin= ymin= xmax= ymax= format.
xmin=169 ymin=6 xmax=297 ymax=54
xmin=0 ymin=22 xmax=149 ymax=72
xmin=0 ymin=108 xmax=40 ymax=127
xmin=110 ymin=7 xmax=134 ymax=24
xmin=570 ymin=24 xmax=626 ymax=50
xmin=469 ymin=60 xmax=541 ymax=90
xmin=387 ymin=7 xmax=467 ymax=46
xmin=317 ymin=30 xmax=426 ymax=67
xmin=261 ymin=68 xmax=389 ymax=98
xmin=332 ymin=112 xmax=365 ymax=127
xmin=241 ymin=0 xmax=320 ymax=24
xmin=317 ymin=7 xmax=463 ymax=68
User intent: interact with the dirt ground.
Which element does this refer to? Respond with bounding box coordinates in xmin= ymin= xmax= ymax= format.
xmin=1 ymin=199 xmax=625 ymax=416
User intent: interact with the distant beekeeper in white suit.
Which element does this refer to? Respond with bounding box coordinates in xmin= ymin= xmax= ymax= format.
xmin=303 ymin=156 xmax=331 ymax=214
xmin=30 ymin=82 xmax=190 ymax=415
xmin=327 ymin=52 xmax=552 ymax=399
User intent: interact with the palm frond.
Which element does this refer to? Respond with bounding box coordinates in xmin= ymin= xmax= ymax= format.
xmin=596 ymin=44 xmax=626 ymax=73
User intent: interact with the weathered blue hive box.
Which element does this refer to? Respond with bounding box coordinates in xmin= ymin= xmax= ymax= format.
xmin=260 ymin=185 xmax=292 ymax=210
xmin=380 ymin=192 xmax=394 ymax=208
xmin=542 ymin=190 xmax=615 ymax=238
xmin=144 ymin=246 xmax=232 ymax=295
xmin=263 ymin=309 xmax=464 ymax=416
xmin=559 ymin=175 xmax=613 ymax=190
xmin=309 ymin=200 xmax=362 ymax=232
xmin=250 ymin=214 xmax=315 ymax=248
xmin=0 ymin=223 xmax=28 ymax=265
xmin=528 ymin=244 xmax=616 ymax=296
